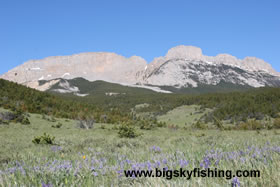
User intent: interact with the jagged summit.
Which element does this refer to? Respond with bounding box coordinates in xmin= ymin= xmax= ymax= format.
xmin=1 ymin=45 xmax=279 ymax=91
xmin=166 ymin=46 xmax=203 ymax=60
xmin=148 ymin=45 xmax=279 ymax=77
xmin=1 ymin=52 xmax=147 ymax=85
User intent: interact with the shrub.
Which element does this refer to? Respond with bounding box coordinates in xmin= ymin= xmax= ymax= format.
xmin=213 ymin=117 xmax=224 ymax=130
xmin=50 ymin=117 xmax=57 ymax=122
xmin=77 ymin=117 xmax=95 ymax=129
xmin=238 ymin=120 xmax=264 ymax=130
xmin=14 ymin=114 xmax=30 ymax=125
xmin=0 ymin=112 xmax=16 ymax=121
xmin=100 ymin=115 xmax=108 ymax=123
xmin=100 ymin=124 xmax=106 ymax=129
xmin=118 ymin=123 xmax=138 ymax=138
xmin=192 ymin=120 xmax=207 ymax=130
xmin=273 ymin=118 xmax=280 ymax=129
xmin=20 ymin=117 xmax=30 ymax=125
xmin=167 ymin=124 xmax=179 ymax=131
xmin=156 ymin=121 xmax=167 ymax=128
xmin=42 ymin=114 xmax=47 ymax=120
xmin=42 ymin=114 xmax=57 ymax=122
xmin=112 ymin=124 xmax=118 ymax=130
xmin=139 ymin=120 xmax=155 ymax=130
xmin=196 ymin=133 xmax=206 ymax=137
xmin=224 ymin=126 xmax=234 ymax=131
xmin=52 ymin=122 xmax=63 ymax=128
xmin=0 ymin=118 xmax=10 ymax=125
xmin=32 ymin=133 xmax=55 ymax=145
xmin=0 ymin=111 xmax=30 ymax=125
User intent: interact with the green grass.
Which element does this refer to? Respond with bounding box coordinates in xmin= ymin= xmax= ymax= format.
xmin=1 ymin=109 xmax=280 ymax=186
xmin=0 ymin=108 xmax=10 ymax=113
xmin=157 ymin=105 xmax=212 ymax=127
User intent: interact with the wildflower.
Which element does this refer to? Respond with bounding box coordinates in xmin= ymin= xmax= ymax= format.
xmin=150 ymin=146 xmax=161 ymax=153
xmin=179 ymin=159 xmax=189 ymax=168
xmin=155 ymin=160 xmax=161 ymax=168
xmin=231 ymin=177 xmax=240 ymax=187
xmin=126 ymin=159 xmax=131 ymax=164
xmin=83 ymin=155 xmax=86 ymax=160
xmin=146 ymin=161 xmax=152 ymax=170
xmin=117 ymin=169 xmax=124 ymax=177
xmin=51 ymin=146 xmax=62 ymax=152
xmin=42 ymin=182 xmax=53 ymax=187
xmin=200 ymin=157 xmax=211 ymax=169
xmin=8 ymin=167 xmax=17 ymax=174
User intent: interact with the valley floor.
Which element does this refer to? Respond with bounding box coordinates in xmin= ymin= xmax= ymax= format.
xmin=0 ymin=112 xmax=280 ymax=186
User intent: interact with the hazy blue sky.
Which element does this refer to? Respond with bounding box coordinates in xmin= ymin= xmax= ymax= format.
xmin=0 ymin=0 xmax=279 ymax=75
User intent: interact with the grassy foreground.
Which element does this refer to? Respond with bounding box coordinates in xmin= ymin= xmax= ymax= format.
xmin=0 ymin=111 xmax=280 ymax=187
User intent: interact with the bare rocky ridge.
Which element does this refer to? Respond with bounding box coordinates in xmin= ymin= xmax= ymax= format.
xmin=0 ymin=52 xmax=147 ymax=85
xmin=143 ymin=46 xmax=279 ymax=77
xmin=1 ymin=45 xmax=279 ymax=91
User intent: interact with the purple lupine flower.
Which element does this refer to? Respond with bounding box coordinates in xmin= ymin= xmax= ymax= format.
xmin=146 ymin=161 xmax=152 ymax=170
xmin=117 ymin=169 xmax=124 ymax=177
xmin=156 ymin=146 xmax=161 ymax=152
xmin=231 ymin=177 xmax=240 ymax=187
xmin=247 ymin=145 xmax=252 ymax=150
xmin=139 ymin=163 xmax=145 ymax=169
xmin=200 ymin=157 xmax=211 ymax=169
xmin=239 ymin=150 xmax=245 ymax=156
xmin=42 ymin=182 xmax=53 ymax=187
xmin=19 ymin=166 xmax=26 ymax=175
xmin=126 ymin=159 xmax=131 ymax=164
xmin=8 ymin=167 xmax=17 ymax=174
xmin=179 ymin=159 xmax=189 ymax=168
xmin=51 ymin=146 xmax=62 ymax=152
xmin=155 ymin=160 xmax=161 ymax=168
xmin=214 ymin=159 xmax=220 ymax=166
xmin=150 ymin=146 xmax=161 ymax=153
xmin=15 ymin=161 xmax=21 ymax=167
xmin=240 ymin=157 xmax=246 ymax=164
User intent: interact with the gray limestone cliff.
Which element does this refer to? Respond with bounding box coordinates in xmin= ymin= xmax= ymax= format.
xmin=1 ymin=45 xmax=279 ymax=90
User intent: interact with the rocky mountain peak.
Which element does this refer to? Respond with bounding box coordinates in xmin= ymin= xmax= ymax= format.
xmin=1 ymin=45 xmax=279 ymax=91
xmin=242 ymin=57 xmax=277 ymax=74
xmin=212 ymin=54 xmax=239 ymax=64
xmin=166 ymin=45 xmax=203 ymax=60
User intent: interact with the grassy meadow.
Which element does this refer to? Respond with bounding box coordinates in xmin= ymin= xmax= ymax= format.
xmin=0 ymin=106 xmax=280 ymax=187
xmin=157 ymin=105 xmax=212 ymax=127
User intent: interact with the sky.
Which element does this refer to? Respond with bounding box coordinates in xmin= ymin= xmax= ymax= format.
xmin=0 ymin=0 xmax=279 ymax=75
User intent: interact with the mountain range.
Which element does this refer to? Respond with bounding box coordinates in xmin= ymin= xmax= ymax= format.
xmin=1 ymin=45 xmax=280 ymax=93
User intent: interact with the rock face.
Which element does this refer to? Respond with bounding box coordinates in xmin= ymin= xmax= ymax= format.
xmin=0 ymin=52 xmax=147 ymax=85
xmin=140 ymin=59 xmax=280 ymax=88
xmin=1 ymin=45 xmax=280 ymax=90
